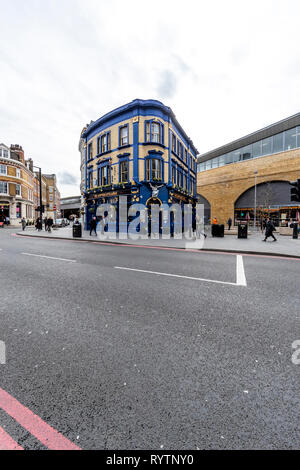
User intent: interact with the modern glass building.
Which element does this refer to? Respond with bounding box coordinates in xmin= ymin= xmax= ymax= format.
xmin=197 ymin=112 xmax=300 ymax=226
xmin=198 ymin=113 xmax=300 ymax=172
xmin=80 ymin=99 xmax=198 ymax=231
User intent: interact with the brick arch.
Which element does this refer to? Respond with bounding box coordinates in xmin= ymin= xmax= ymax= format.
xmin=233 ymin=176 xmax=291 ymax=205
xmin=233 ymin=178 xmax=291 ymax=206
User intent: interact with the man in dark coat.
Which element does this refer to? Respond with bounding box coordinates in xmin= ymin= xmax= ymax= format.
xmin=227 ymin=217 xmax=232 ymax=230
xmin=47 ymin=217 xmax=53 ymax=232
xmin=263 ymin=218 xmax=277 ymax=242
xmin=89 ymin=216 xmax=97 ymax=236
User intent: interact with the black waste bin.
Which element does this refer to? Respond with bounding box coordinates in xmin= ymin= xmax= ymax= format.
xmin=211 ymin=224 xmax=224 ymax=237
xmin=238 ymin=223 xmax=248 ymax=239
xmin=73 ymin=223 xmax=82 ymax=238
xmin=292 ymin=222 xmax=298 ymax=239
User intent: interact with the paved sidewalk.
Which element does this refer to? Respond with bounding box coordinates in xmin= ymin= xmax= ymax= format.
xmin=14 ymin=226 xmax=300 ymax=257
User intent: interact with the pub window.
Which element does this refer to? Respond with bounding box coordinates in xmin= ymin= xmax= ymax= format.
xmin=145 ymin=121 xmax=162 ymax=143
xmin=101 ymin=133 xmax=111 ymax=153
xmin=146 ymin=158 xmax=161 ymax=181
xmin=101 ymin=166 xmax=111 ymax=185
xmin=88 ymin=143 xmax=93 ymax=160
xmin=120 ymin=160 xmax=128 ymax=182
xmin=172 ymin=133 xmax=176 ymax=153
xmin=172 ymin=165 xmax=176 ymax=184
xmin=120 ymin=126 xmax=128 ymax=146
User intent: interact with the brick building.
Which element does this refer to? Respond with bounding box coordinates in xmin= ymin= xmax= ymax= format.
xmin=43 ymin=174 xmax=61 ymax=220
xmin=0 ymin=143 xmax=34 ymax=225
xmin=0 ymin=142 xmax=61 ymax=225
xmin=197 ymin=113 xmax=300 ymax=226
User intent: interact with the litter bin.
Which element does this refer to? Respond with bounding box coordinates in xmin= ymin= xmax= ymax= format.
xmin=292 ymin=222 xmax=298 ymax=239
xmin=238 ymin=223 xmax=248 ymax=239
xmin=73 ymin=223 xmax=82 ymax=238
xmin=211 ymin=224 xmax=224 ymax=237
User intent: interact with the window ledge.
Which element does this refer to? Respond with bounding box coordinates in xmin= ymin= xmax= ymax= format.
xmin=142 ymin=142 xmax=166 ymax=149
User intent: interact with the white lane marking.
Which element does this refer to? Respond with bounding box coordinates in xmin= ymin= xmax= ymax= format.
xmin=236 ymin=255 xmax=247 ymax=286
xmin=21 ymin=253 xmax=76 ymax=263
xmin=115 ymin=266 xmax=240 ymax=286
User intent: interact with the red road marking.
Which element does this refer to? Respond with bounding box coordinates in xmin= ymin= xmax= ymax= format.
xmin=0 ymin=387 xmax=81 ymax=450
xmin=0 ymin=425 xmax=23 ymax=450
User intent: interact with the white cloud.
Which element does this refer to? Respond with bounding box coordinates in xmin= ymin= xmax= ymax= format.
xmin=0 ymin=0 xmax=300 ymax=196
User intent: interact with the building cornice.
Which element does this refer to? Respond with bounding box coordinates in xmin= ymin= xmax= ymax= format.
xmin=81 ymin=99 xmax=199 ymax=155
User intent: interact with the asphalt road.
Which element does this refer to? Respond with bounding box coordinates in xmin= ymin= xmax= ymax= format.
xmin=0 ymin=228 xmax=299 ymax=450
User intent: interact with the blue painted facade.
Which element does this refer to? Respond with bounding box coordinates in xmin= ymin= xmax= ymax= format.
xmin=80 ymin=99 xmax=199 ymax=232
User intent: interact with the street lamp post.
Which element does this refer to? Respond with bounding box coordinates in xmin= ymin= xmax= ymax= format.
xmin=254 ymin=170 xmax=258 ymax=231
xmin=33 ymin=166 xmax=43 ymax=222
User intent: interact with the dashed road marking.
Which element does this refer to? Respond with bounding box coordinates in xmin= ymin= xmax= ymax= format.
xmin=21 ymin=252 xmax=76 ymax=263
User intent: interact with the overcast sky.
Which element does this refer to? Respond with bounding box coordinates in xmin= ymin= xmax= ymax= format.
xmin=1 ymin=0 xmax=300 ymax=197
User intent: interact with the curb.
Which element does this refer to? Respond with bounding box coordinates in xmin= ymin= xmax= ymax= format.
xmin=15 ymin=232 xmax=300 ymax=259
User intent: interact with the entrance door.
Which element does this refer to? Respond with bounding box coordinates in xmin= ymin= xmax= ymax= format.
xmin=0 ymin=202 xmax=9 ymax=222
xmin=146 ymin=197 xmax=162 ymax=236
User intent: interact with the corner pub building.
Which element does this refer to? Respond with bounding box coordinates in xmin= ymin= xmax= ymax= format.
xmin=79 ymin=99 xmax=198 ymax=232
xmin=197 ymin=112 xmax=300 ymax=226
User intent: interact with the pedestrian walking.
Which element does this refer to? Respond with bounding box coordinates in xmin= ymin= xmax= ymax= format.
xmin=89 ymin=216 xmax=97 ymax=236
xmin=47 ymin=217 xmax=53 ymax=232
xmin=21 ymin=217 xmax=26 ymax=231
xmin=35 ymin=217 xmax=42 ymax=231
xmin=196 ymin=213 xmax=207 ymax=238
xmin=44 ymin=217 xmax=48 ymax=231
xmin=262 ymin=218 xmax=277 ymax=242
xmin=227 ymin=217 xmax=232 ymax=230
xmin=212 ymin=217 xmax=217 ymax=224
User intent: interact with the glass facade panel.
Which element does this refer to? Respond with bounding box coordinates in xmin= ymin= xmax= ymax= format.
xmin=273 ymin=132 xmax=284 ymax=153
xmin=284 ymin=127 xmax=297 ymax=150
xmin=206 ymin=160 xmax=212 ymax=169
xmin=218 ymin=155 xmax=225 ymax=166
xmin=296 ymin=127 xmax=300 ymax=147
xmin=262 ymin=137 xmax=272 ymax=156
xmin=252 ymin=141 xmax=262 ymax=158
xmin=241 ymin=145 xmax=252 ymax=160
xmin=212 ymin=158 xmax=218 ymax=168
xmin=232 ymin=149 xmax=241 ymax=162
